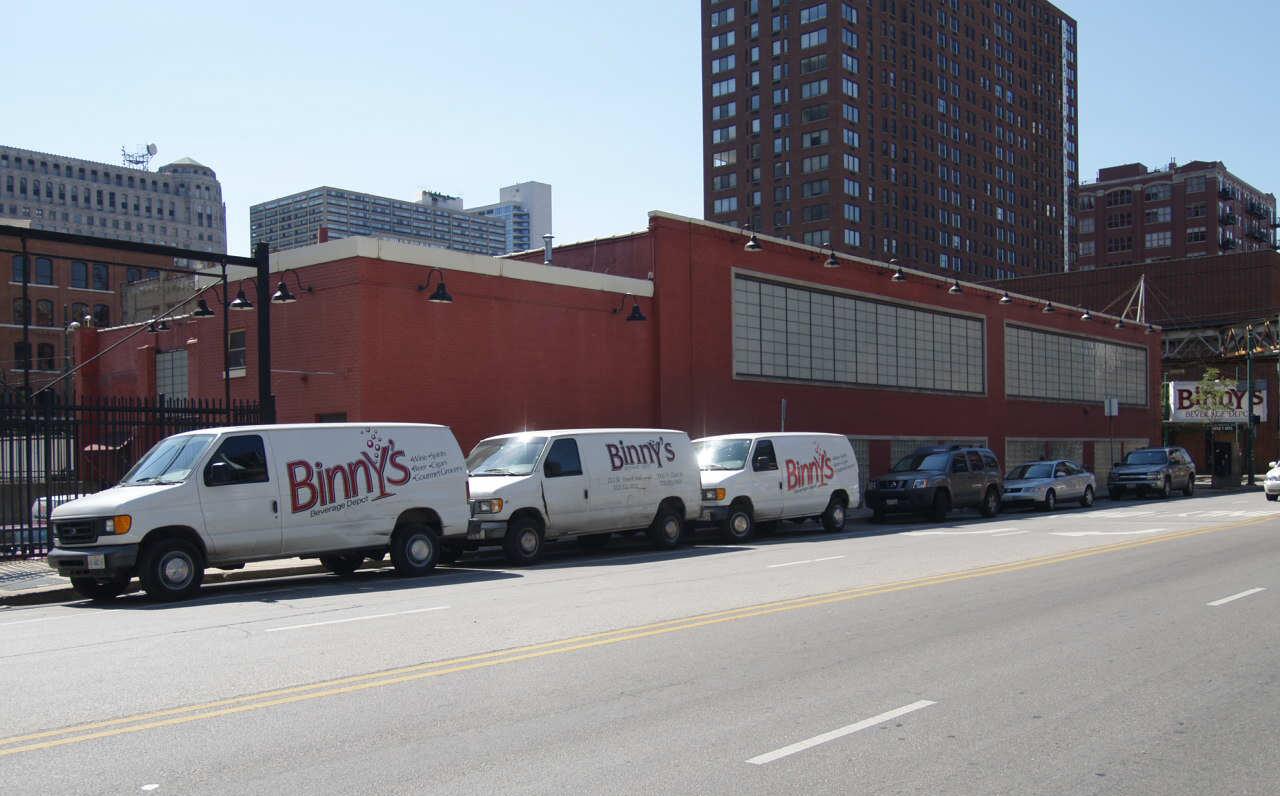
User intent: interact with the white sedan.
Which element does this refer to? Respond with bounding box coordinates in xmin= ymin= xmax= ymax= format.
xmin=1265 ymin=462 xmax=1280 ymax=501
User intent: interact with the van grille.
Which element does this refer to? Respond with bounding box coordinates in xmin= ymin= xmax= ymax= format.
xmin=54 ymin=520 xmax=104 ymax=545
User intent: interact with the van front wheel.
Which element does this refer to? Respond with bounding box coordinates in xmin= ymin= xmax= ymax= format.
xmin=503 ymin=517 xmax=544 ymax=565
xmin=719 ymin=503 xmax=756 ymax=542
xmin=138 ymin=538 xmax=205 ymax=601
xmin=389 ymin=524 xmax=438 ymax=576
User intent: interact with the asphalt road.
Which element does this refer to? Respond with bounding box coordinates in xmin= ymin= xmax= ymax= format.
xmin=0 ymin=491 xmax=1276 ymax=794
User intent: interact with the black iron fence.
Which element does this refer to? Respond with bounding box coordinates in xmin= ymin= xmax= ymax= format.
xmin=1 ymin=395 xmax=260 ymax=560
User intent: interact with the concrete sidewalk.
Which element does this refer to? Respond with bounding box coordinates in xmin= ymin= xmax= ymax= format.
xmin=0 ymin=557 xmax=330 ymax=607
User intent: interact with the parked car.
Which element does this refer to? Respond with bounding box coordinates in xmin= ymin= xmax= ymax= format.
xmin=46 ymin=423 xmax=470 ymax=602
xmin=32 ymin=493 xmax=87 ymax=526
xmin=1001 ymin=460 xmax=1096 ymax=511
xmin=1264 ymin=461 xmax=1280 ymax=501
xmin=692 ymin=432 xmax=860 ymax=541
xmin=1106 ymin=447 xmax=1196 ymax=500
xmin=466 ymin=428 xmax=702 ymax=563
xmin=866 ymin=445 xmax=1002 ymax=522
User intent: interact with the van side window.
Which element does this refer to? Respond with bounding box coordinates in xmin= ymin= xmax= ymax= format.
xmin=752 ymin=440 xmax=778 ymax=472
xmin=543 ymin=439 xmax=583 ymax=478
xmin=204 ymin=435 xmax=269 ymax=486
xmin=981 ymin=452 xmax=999 ymax=471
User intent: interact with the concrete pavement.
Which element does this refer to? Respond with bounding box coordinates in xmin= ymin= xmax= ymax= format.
xmin=0 ymin=490 xmax=1276 ymax=793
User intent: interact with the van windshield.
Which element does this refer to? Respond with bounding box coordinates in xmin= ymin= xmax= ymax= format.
xmin=694 ymin=439 xmax=752 ymax=471
xmin=120 ymin=434 xmax=215 ymax=486
xmin=891 ymin=452 xmax=951 ymax=473
xmin=467 ymin=435 xmax=548 ymax=476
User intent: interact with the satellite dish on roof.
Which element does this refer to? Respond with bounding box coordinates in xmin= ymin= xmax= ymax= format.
xmin=146 ymin=143 xmax=158 ymax=156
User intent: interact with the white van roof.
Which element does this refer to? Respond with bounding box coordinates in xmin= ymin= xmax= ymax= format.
xmin=166 ymin=422 xmax=448 ymax=437
xmin=693 ymin=432 xmax=850 ymax=442
xmin=480 ymin=428 xmax=688 ymax=442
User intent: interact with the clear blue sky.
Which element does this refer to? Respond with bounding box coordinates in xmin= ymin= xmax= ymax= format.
xmin=8 ymin=1 xmax=1278 ymax=256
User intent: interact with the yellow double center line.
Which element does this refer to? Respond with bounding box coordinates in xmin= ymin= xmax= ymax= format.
xmin=0 ymin=515 xmax=1269 ymax=758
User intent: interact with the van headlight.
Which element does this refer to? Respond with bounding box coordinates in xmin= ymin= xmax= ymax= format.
xmin=105 ymin=515 xmax=132 ymax=535
xmin=702 ymin=487 xmax=726 ymax=502
xmin=471 ymin=498 xmax=504 ymax=515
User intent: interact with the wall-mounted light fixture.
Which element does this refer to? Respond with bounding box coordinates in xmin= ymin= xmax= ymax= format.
xmin=1042 ymin=302 xmax=1055 ymax=314
xmin=417 ymin=268 xmax=454 ymax=304
xmin=271 ymin=270 xmax=313 ymax=304
xmin=1080 ymin=309 xmax=1093 ymax=321
xmin=824 ymin=249 xmax=839 ymax=268
xmin=612 ymin=294 xmax=647 ymax=322
xmin=889 ymin=258 xmax=906 ymax=282
xmin=743 ymin=225 xmax=762 ymax=253
xmin=948 ymin=280 xmax=963 ymax=295
xmin=999 ymin=292 xmax=1013 ymax=305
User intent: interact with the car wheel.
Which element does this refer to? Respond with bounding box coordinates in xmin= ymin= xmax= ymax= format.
xmin=577 ymin=533 xmax=612 ymax=550
xmin=390 ymin=523 xmax=439 ymax=576
xmin=1268 ymin=494 xmax=1279 ymax=502
xmin=502 ymin=516 xmax=544 ymax=565
xmin=1109 ymin=487 xmax=1124 ymax=500
xmin=930 ymin=491 xmax=951 ymax=522
xmin=647 ymin=503 xmax=685 ymax=550
xmin=820 ymin=496 xmax=847 ymax=532
xmin=1040 ymin=489 xmax=1056 ymax=512
xmin=319 ymin=552 xmax=364 ymax=577
xmin=70 ymin=574 xmax=131 ymax=602
xmin=1182 ymin=476 xmax=1195 ymax=497
xmin=979 ymin=487 xmax=1000 ymax=518
xmin=719 ymin=502 xmax=756 ymax=542
xmin=1159 ymin=477 xmax=1171 ymax=499
xmin=138 ymin=537 xmax=205 ymax=601
xmin=1079 ymin=485 xmax=1095 ymax=508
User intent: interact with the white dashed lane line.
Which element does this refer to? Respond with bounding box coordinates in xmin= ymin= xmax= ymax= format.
xmin=1051 ymin=527 xmax=1166 ymax=537
xmin=766 ymin=555 xmax=846 ymax=569
xmin=263 ymin=606 xmax=450 ymax=633
xmin=1207 ymin=587 xmax=1267 ymax=607
xmin=746 ymin=700 xmax=937 ymax=765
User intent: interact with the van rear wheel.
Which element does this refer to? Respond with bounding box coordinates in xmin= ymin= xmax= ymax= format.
xmin=138 ymin=538 xmax=205 ymax=601
xmin=389 ymin=524 xmax=438 ymax=576
xmin=820 ymin=497 xmax=847 ymax=532
xmin=647 ymin=504 xmax=685 ymax=550
xmin=320 ymin=553 xmax=364 ymax=577
xmin=70 ymin=574 xmax=130 ymax=602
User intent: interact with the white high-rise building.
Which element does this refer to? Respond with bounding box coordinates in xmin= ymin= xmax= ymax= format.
xmin=467 ymin=181 xmax=553 ymax=253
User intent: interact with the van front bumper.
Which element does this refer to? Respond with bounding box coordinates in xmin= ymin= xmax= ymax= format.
xmin=47 ymin=544 xmax=138 ymax=577
xmin=699 ymin=505 xmax=731 ymax=522
xmin=467 ymin=519 xmax=509 ymax=541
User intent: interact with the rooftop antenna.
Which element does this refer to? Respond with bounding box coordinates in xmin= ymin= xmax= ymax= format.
xmin=122 ymin=143 xmax=158 ymax=171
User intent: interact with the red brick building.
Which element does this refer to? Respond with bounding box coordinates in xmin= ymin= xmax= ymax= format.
xmin=1076 ymin=161 xmax=1275 ymax=269
xmin=73 ymin=213 xmax=1161 ymax=482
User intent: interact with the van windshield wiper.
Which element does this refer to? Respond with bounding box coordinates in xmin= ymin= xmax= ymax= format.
xmin=473 ymin=468 xmax=523 ymax=476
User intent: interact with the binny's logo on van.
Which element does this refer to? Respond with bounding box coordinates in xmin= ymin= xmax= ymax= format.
xmin=287 ymin=429 xmax=411 ymax=514
xmin=785 ymin=446 xmax=836 ymax=492
xmin=607 ymin=437 xmax=677 ymax=471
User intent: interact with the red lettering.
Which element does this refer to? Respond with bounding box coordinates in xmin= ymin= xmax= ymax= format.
xmin=388 ymin=449 xmax=411 ymax=486
xmin=1175 ymin=388 xmax=1194 ymax=410
xmin=288 ymin=460 xmax=318 ymax=513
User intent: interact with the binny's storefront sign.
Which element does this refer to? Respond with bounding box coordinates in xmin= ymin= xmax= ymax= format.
xmin=1168 ymin=380 xmax=1267 ymax=424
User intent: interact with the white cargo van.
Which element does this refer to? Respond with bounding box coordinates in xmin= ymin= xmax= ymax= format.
xmin=46 ymin=423 xmax=469 ymax=601
xmin=466 ymin=428 xmax=702 ymax=563
xmin=692 ymin=433 xmax=860 ymax=541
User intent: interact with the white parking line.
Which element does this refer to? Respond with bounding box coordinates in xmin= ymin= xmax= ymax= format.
xmin=767 ymin=555 xmax=845 ymax=569
xmin=991 ymin=530 xmax=1028 ymax=537
xmin=0 ymin=614 xmax=74 ymax=629
xmin=746 ymin=700 xmax=937 ymax=765
xmin=263 ymin=606 xmax=449 ymax=633
xmin=1050 ymin=527 xmax=1166 ymax=537
xmin=904 ymin=527 xmax=1021 ymax=536
xmin=1207 ymin=587 xmax=1267 ymax=607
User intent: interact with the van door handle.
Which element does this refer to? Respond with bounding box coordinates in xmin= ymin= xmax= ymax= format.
xmin=583 ymin=489 xmax=589 ymax=500
xmin=272 ymin=499 xmax=278 ymax=514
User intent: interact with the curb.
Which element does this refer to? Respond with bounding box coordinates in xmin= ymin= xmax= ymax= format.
xmin=0 ymin=562 xmax=330 ymax=608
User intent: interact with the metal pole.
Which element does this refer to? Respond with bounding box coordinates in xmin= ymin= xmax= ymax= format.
xmin=19 ymin=235 xmax=30 ymax=396
xmin=253 ymin=242 xmax=274 ymax=423
xmin=221 ymin=262 xmax=230 ymax=412
xmin=1246 ymin=324 xmax=1255 ymax=485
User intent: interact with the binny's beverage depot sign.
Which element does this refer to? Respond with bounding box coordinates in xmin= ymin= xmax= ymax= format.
xmin=1168 ymin=381 xmax=1267 ymax=424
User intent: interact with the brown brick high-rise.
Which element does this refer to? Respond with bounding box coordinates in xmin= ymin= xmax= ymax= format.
xmin=701 ymin=0 xmax=1078 ymax=278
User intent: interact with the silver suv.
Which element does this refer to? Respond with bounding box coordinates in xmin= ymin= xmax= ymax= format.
xmin=867 ymin=446 xmax=1003 ymax=522
xmin=1107 ymin=447 xmax=1196 ymax=499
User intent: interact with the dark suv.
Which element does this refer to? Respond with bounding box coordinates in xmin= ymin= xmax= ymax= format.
xmin=867 ymin=446 xmax=1003 ymax=522
xmin=1107 ymin=447 xmax=1196 ymax=499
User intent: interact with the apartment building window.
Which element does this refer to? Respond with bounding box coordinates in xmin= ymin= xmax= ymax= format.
xmin=1006 ymin=325 xmax=1147 ymax=406
xmin=1106 ymin=237 xmax=1133 ymax=253
xmin=1080 ymin=194 xmax=1095 ymax=210
xmin=711 ymin=101 xmax=736 ymax=121
xmin=1185 ymin=175 xmax=1206 ymax=193
xmin=802 ymin=105 xmax=830 ymax=123
xmin=37 ymin=343 xmax=55 ymax=372
xmin=711 ymin=78 xmax=736 ymax=98
xmin=843 ymin=229 xmax=861 ymax=247
xmin=1078 ymin=240 xmax=1095 ymax=256
xmin=711 ymin=54 xmax=735 ymax=75
xmin=71 ymin=302 xmax=89 ymax=323
xmin=1105 ymin=212 xmax=1132 ymax=229
xmin=799 ymin=54 xmax=828 ymax=75
xmin=712 ymin=173 xmax=738 ymax=191
xmin=800 ymin=79 xmax=828 ymax=99
xmin=801 ymin=155 xmax=829 ymax=173
xmin=711 ymin=125 xmax=737 ymax=144
xmin=156 ymin=349 xmax=189 ymax=399
xmin=801 ymin=179 xmax=830 ymax=198
xmin=1143 ymin=184 xmax=1172 ymax=202
xmin=1104 ymin=189 xmax=1132 ymax=207
xmin=710 ymin=7 xmax=735 ymax=26
xmin=799 ymin=3 xmax=827 ymax=23
xmin=34 ymin=299 xmax=53 ymax=327
xmin=1144 ymin=231 xmax=1172 ymax=249
xmin=1080 ymin=217 xmax=1095 ymax=234
xmin=710 ymin=31 xmax=735 ymax=50
xmin=1144 ymin=207 xmax=1172 ymax=224
xmin=733 ymin=275 xmax=984 ymax=392
xmin=799 ymin=29 xmax=828 ymax=49
xmin=713 ymin=197 xmax=739 ymax=214
xmin=13 ymin=343 xmax=30 ymax=370
xmin=228 ymin=330 xmax=247 ymax=372
xmin=1187 ymin=203 xmax=1206 ymax=219
xmin=802 ymin=230 xmax=830 ymax=246
xmin=91 ymin=262 xmax=110 ymax=290
xmin=712 ymin=150 xmax=737 ymax=168
xmin=1186 ymin=227 xmax=1207 ymax=244
xmin=773 ymin=209 xmax=791 ymax=227
xmin=801 ymin=129 xmax=829 ymax=148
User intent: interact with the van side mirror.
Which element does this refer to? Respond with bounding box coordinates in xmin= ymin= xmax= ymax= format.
xmin=206 ymin=461 xmax=232 ymax=486
xmin=753 ymin=456 xmax=776 ymax=471
xmin=544 ymin=460 xmax=563 ymax=478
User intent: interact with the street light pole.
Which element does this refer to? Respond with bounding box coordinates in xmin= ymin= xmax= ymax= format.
xmin=1245 ymin=324 xmax=1255 ymax=485
xmin=253 ymin=241 xmax=274 ymax=424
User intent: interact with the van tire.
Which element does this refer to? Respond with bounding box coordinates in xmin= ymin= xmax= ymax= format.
xmin=979 ymin=487 xmax=1001 ymax=517
xmin=70 ymin=574 xmax=130 ymax=602
xmin=503 ymin=516 xmax=544 ymax=565
xmin=647 ymin=503 xmax=685 ymax=550
xmin=389 ymin=523 xmax=439 ymax=576
xmin=320 ymin=553 xmax=364 ymax=577
xmin=719 ymin=502 xmax=756 ymax=542
xmin=820 ymin=496 xmax=847 ymax=532
xmin=577 ymin=533 xmax=611 ymax=551
xmin=138 ymin=537 xmax=205 ymax=601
